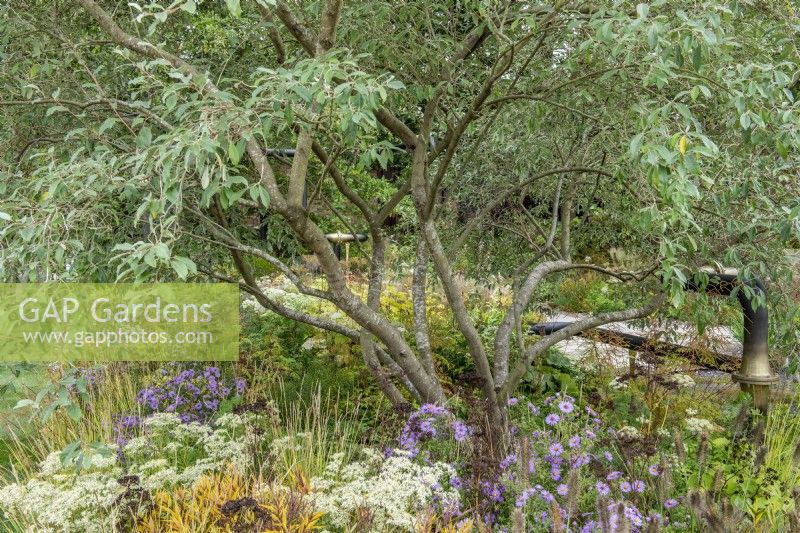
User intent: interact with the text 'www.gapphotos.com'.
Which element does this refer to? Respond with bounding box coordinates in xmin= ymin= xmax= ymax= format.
xmin=22 ymin=329 xmax=215 ymax=348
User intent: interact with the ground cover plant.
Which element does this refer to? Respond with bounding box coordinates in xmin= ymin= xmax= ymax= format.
xmin=2 ymin=0 xmax=800 ymax=531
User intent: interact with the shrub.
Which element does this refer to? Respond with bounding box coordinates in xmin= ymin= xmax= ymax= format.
xmin=0 ymin=413 xmax=256 ymax=532
xmin=311 ymin=448 xmax=461 ymax=531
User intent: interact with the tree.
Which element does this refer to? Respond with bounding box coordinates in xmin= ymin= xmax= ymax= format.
xmin=2 ymin=0 xmax=799 ymax=433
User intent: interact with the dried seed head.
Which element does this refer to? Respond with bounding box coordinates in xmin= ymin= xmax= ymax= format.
xmin=511 ymin=508 xmax=525 ymax=533
xmin=519 ymin=437 xmax=531 ymax=484
xmin=732 ymin=404 xmax=749 ymax=440
xmin=616 ymin=502 xmax=631 ymax=533
xmin=754 ymin=444 xmax=767 ymax=470
xmin=645 ymin=516 xmax=661 ymax=533
xmin=696 ymin=432 xmax=709 ymax=468
xmin=657 ymin=458 xmax=672 ymax=501
xmin=597 ymin=496 xmax=611 ymax=532
xmin=550 ymin=500 xmax=565 ymax=533
xmin=792 ymin=440 xmax=800 ymax=468
xmin=711 ymin=469 xmax=724 ymax=498
xmin=687 ymin=490 xmax=704 ymax=516
xmin=673 ymin=431 xmax=686 ymax=463
xmin=752 ymin=419 xmax=766 ymax=447
xmin=566 ymin=470 xmax=580 ymax=517
xmin=789 ymin=511 xmax=800 ymax=533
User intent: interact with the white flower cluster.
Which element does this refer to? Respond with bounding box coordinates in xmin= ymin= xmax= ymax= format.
xmin=0 ymin=412 xmax=255 ymax=532
xmin=310 ymin=448 xmax=459 ymax=531
xmin=609 ymin=377 xmax=628 ymax=390
xmin=685 ymin=417 xmax=717 ymax=435
xmin=669 ymin=373 xmax=696 ymax=388
xmin=616 ymin=425 xmax=641 ymax=439
xmin=271 ymin=432 xmax=312 ymax=454
xmin=124 ymin=412 xmax=254 ymax=489
xmin=0 ymin=452 xmax=123 ymax=532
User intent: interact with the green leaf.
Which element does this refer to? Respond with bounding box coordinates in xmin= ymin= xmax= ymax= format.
xmin=385 ymin=79 xmax=405 ymax=90
xmin=98 ymin=117 xmax=117 ymax=134
xmin=170 ymin=256 xmax=196 ymax=280
xmin=45 ymin=105 xmax=68 ymax=117
xmin=629 ymin=133 xmax=645 ymax=158
xmin=228 ymin=141 xmax=241 ymax=165
xmin=739 ymin=113 xmax=751 ymax=129
xmin=153 ymin=242 xmax=170 ymax=261
xmin=14 ymin=398 xmax=37 ymax=410
xmin=225 ymin=0 xmax=241 ymax=17
xmin=137 ymin=126 xmax=153 ymax=148
xmin=258 ymin=185 xmax=270 ymax=209
xmin=67 ymin=403 xmax=82 ymax=422
xmin=636 ymin=3 xmax=649 ymax=18
xmin=172 ymin=258 xmax=188 ymax=279
xmin=181 ymin=0 xmax=197 ymax=13
xmin=701 ymin=28 xmax=717 ymax=45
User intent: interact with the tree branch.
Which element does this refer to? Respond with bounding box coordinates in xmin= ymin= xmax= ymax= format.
xmin=449 ymin=167 xmax=611 ymax=255
xmin=254 ymin=3 xmax=287 ymax=65
xmin=500 ymin=294 xmax=666 ymax=400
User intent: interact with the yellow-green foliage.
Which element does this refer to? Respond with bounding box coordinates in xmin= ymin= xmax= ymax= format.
xmin=136 ymin=467 xmax=323 ymax=533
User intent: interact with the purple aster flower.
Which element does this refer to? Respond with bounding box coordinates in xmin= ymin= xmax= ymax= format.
xmin=516 ymin=487 xmax=536 ymax=508
xmin=595 ymin=481 xmax=611 ymax=496
xmin=419 ymin=403 xmax=448 ymax=416
xmin=481 ymin=481 xmax=504 ymax=503
xmin=581 ymin=520 xmax=597 ymax=533
xmin=452 ymin=420 xmax=470 ymax=442
xmin=623 ymin=504 xmax=644 ymax=527
xmin=449 ymin=475 xmax=462 ymax=489
xmin=648 ymin=464 xmax=661 ymax=476
xmin=633 ymin=480 xmax=645 ymax=493
xmin=507 ymin=397 xmax=519 ymax=406
xmin=528 ymin=402 xmax=540 ymax=415
xmin=557 ymin=483 xmax=569 ymax=496
xmin=664 ymin=499 xmax=678 ymax=509
xmin=620 ymin=481 xmax=632 ymax=493
xmin=419 ymin=419 xmax=437 ymax=435
xmin=545 ymin=413 xmax=561 ymax=426
xmin=571 ymin=453 xmax=591 ymax=468
xmin=568 ymin=435 xmax=581 ymax=448
xmin=551 ymin=467 xmax=562 ymax=481
xmin=585 ymin=429 xmax=596 ymax=439
xmin=500 ymin=453 xmax=518 ymax=470
xmin=607 ymin=471 xmax=622 ymax=481
xmin=540 ymin=490 xmax=555 ymax=503
xmin=604 ymin=451 xmax=613 ymax=461
xmin=558 ymin=400 xmax=575 ymax=414
xmin=549 ymin=442 xmax=564 ymax=456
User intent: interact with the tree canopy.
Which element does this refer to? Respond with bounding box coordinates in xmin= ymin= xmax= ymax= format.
xmin=2 ymin=0 xmax=799 ymax=426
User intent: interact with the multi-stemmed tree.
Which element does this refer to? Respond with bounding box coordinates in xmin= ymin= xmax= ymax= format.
xmin=2 ymin=1 xmax=799 ymax=432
